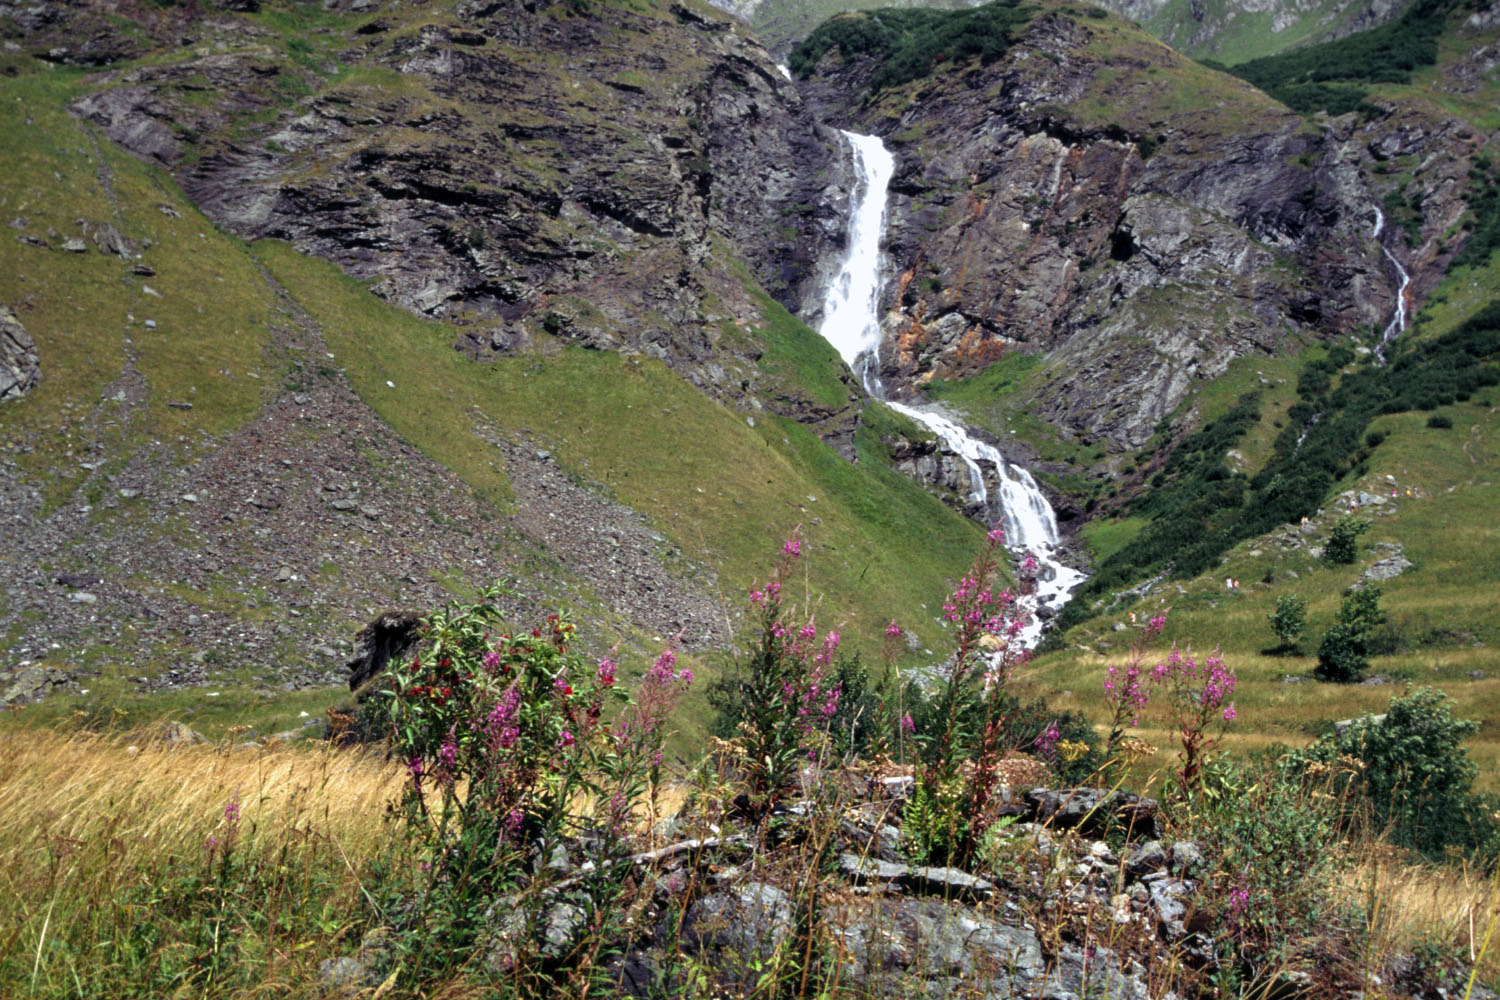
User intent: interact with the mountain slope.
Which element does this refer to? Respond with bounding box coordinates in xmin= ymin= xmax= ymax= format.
xmin=0 ymin=0 xmax=985 ymax=722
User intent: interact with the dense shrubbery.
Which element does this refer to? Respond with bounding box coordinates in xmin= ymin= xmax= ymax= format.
xmin=1054 ymin=302 xmax=1500 ymax=637
xmin=1221 ymin=0 xmax=1456 ymax=114
xmin=1283 ymin=688 xmax=1500 ymax=862
xmin=789 ymin=0 xmax=1033 ymax=93
xmin=1453 ymin=155 xmax=1500 ymax=272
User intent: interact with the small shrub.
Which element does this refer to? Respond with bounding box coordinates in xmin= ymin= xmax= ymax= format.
xmin=1187 ymin=754 xmax=1348 ymax=974
xmin=1427 ymin=413 xmax=1453 ymax=428
xmin=707 ymin=528 xmax=847 ymax=812
xmin=1283 ymin=688 xmax=1500 ymax=862
xmin=904 ymin=527 xmax=1036 ymax=865
xmin=1315 ymin=586 xmax=1385 ymax=683
xmin=379 ymin=591 xmax=692 ymax=985
xmin=1267 ymin=594 xmax=1308 ymax=654
xmin=1323 ymin=514 xmax=1370 ymax=565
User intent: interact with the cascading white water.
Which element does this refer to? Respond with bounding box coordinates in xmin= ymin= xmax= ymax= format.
xmin=1372 ymin=206 xmax=1411 ymax=362
xmin=814 ymin=130 xmax=1087 ymax=644
xmin=817 ymin=132 xmax=894 ymax=394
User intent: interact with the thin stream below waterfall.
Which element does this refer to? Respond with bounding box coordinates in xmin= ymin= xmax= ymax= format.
xmin=813 ymin=130 xmax=1087 ymax=646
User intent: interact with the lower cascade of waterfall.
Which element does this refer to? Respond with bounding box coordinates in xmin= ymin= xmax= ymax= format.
xmin=813 ymin=130 xmax=1087 ymax=646
xmin=1372 ymin=207 xmax=1411 ymax=362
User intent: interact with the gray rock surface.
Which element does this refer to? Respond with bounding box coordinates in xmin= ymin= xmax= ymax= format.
xmin=0 ymin=305 xmax=40 ymax=402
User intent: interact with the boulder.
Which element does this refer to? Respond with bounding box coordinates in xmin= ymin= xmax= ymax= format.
xmin=0 ymin=305 xmax=40 ymax=402
xmin=1024 ymin=787 xmax=1159 ymax=837
xmin=346 ymin=610 xmax=425 ymax=692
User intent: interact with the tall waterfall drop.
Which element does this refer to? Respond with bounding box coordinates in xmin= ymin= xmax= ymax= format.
xmin=1371 ymin=206 xmax=1411 ymax=362
xmin=814 ymin=130 xmax=1087 ymax=644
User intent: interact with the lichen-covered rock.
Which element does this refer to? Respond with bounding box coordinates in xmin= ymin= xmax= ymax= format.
xmin=0 ymin=306 xmax=40 ymax=402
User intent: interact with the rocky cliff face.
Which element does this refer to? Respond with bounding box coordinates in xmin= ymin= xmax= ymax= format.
xmin=0 ymin=306 xmax=40 ymax=402
xmin=795 ymin=5 xmax=1487 ymax=452
xmin=65 ymin=0 xmax=863 ymax=440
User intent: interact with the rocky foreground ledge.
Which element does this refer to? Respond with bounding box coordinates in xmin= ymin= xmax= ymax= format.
xmin=309 ymin=764 xmax=1490 ymax=1000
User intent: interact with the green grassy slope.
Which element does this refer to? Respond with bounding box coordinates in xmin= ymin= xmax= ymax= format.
xmin=256 ymin=240 xmax=984 ymax=652
xmin=0 ymin=12 xmax=988 ymax=740
xmin=1021 ymin=244 xmax=1500 ymax=792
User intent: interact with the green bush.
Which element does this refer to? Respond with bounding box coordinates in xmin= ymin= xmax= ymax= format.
xmin=1267 ymin=594 xmax=1308 ymax=654
xmin=1315 ymin=586 xmax=1385 ymax=682
xmin=1427 ymin=413 xmax=1453 ymax=428
xmin=789 ymin=0 xmax=1033 ymax=93
xmin=1187 ymin=754 xmax=1347 ymax=967
xmin=1283 ymin=688 xmax=1500 ymax=862
xmin=1323 ymin=515 xmax=1369 ymax=565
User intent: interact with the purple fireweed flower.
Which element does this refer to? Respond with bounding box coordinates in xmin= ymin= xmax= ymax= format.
xmin=438 ymin=739 xmax=457 ymax=771
xmin=597 ymin=656 xmax=617 ymax=686
xmin=650 ymin=648 xmax=677 ymax=681
xmin=749 ymin=588 xmax=766 ymax=606
xmin=1223 ymin=704 xmax=1237 ymax=721
xmin=678 ymin=668 xmax=693 ymax=683
xmin=987 ymin=527 xmax=1006 ymax=545
xmin=1036 ymin=724 xmax=1061 ymax=758
xmin=558 ymin=729 xmax=575 ymax=748
xmin=483 ymin=649 xmax=502 ymax=671
xmin=1226 ymin=885 xmax=1250 ymax=922
xmin=901 ymin=712 xmax=915 ymax=734
xmin=799 ymin=622 xmax=817 ymax=642
xmin=782 ymin=535 xmax=802 ymax=557
xmin=885 ymin=620 xmax=902 ymax=639
xmin=223 ymin=798 xmax=240 ymax=825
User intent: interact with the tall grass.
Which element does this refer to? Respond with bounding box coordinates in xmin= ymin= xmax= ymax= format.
xmin=0 ymin=724 xmax=400 ymax=998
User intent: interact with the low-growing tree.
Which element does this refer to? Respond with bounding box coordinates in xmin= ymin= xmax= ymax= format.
xmin=1324 ymin=514 xmax=1370 ymax=565
xmin=1283 ymin=687 xmax=1500 ymax=862
xmin=1315 ymin=586 xmax=1385 ymax=682
xmin=1267 ymin=594 xmax=1308 ymax=654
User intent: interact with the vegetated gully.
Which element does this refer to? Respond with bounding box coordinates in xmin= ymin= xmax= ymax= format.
xmin=812 ymin=131 xmax=1088 ymax=647
xmin=1296 ymin=206 xmax=1410 ymax=450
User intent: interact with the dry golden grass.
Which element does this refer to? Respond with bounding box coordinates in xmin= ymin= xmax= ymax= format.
xmin=0 ymin=725 xmax=404 ymax=995
xmin=1344 ymin=847 xmax=1500 ymax=986
xmin=0 ymin=725 xmax=403 ymax=865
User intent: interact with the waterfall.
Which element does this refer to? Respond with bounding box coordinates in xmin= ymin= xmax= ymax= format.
xmin=814 ymin=130 xmax=1087 ymax=644
xmin=1371 ymin=206 xmax=1411 ymax=362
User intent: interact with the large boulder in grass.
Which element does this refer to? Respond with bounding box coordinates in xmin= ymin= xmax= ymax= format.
xmin=1 ymin=305 xmax=40 ymax=402
xmin=345 ymin=610 xmax=425 ymax=693
xmin=1024 ymin=787 xmax=1160 ymax=838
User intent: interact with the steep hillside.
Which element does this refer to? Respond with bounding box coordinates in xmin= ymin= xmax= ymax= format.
xmin=711 ymin=0 xmax=1417 ymax=65
xmin=0 ymin=0 xmax=986 ymax=721
xmin=793 ymin=0 xmax=1495 ymax=500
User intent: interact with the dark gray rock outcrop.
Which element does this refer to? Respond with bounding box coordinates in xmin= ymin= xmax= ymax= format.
xmin=797 ymin=10 xmax=1480 ymax=453
xmin=0 ymin=305 xmax=40 ymax=402
xmin=346 ymin=610 xmax=425 ymax=694
xmin=69 ymin=0 xmax=862 ymax=443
